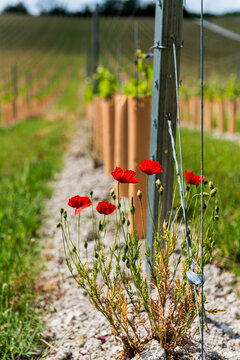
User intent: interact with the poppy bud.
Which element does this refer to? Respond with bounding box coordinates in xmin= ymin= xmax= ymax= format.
xmin=99 ymin=222 xmax=103 ymax=231
xmin=130 ymin=206 xmax=135 ymax=215
xmin=63 ymin=211 xmax=67 ymax=220
xmin=163 ymin=220 xmax=167 ymax=232
xmin=214 ymin=215 xmax=219 ymax=221
xmin=210 ymin=188 xmax=217 ymax=197
xmin=84 ymin=241 xmax=88 ymax=249
xmin=137 ymin=190 xmax=142 ymax=200
xmin=112 ymin=194 xmax=116 ymax=200
xmin=124 ymin=244 xmax=128 ymax=253
xmin=95 ymin=252 xmax=99 ymax=259
xmin=117 ymin=203 xmax=121 ymax=209
xmin=122 ymin=217 xmax=126 ymax=225
xmin=209 ymin=181 xmax=214 ymax=190
xmin=56 ymin=222 xmax=61 ymax=228
xmin=215 ymin=202 xmax=219 ymax=214
xmin=127 ymin=219 xmax=130 ymax=226
xmin=110 ymin=188 xmax=115 ymax=197
xmin=186 ymin=185 xmax=190 ymax=192
xmin=159 ymin=185 xmax=164 ymax=194
xmin=155 ymin=179 xmax=161 ymax=190
xmin=60 ymin=208 xmax=64 ymax=214
xmin=90 ymin=190 xmax=93 ymax=197
xmin=203 ymin=192 xmax=210 ymax=197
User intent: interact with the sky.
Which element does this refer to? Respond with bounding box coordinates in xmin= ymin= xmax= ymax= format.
xmin=0 ymin=0 xmax=240 ymax=16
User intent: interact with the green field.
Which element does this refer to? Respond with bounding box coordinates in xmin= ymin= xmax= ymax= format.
xmin=1 ymin=14 xmax=238 ymax=96
xmin=212 ymin=16 xmax=240 ymax=34
xmin=180 ymin=128 xmax=240 ymax=274
xmin=98 ymin=16 xmax=240 ymax=83
xmin=0 ymin=14 xmax=84 ymax=358
xmin=0 ymin=13 xmax=239 ymax=358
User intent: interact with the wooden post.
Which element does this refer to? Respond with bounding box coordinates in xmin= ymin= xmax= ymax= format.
xmin=86 ymin=44 xmax=91 ymax=78
xmin=146 ymin=0 xmax=183 ymax=268
xmin=12 ymin=64 xmax=18 ymax=122
xmin=91 ymin=5 xmax=100 ymax=153
xmin=92 ymin=5 xmax=99 ymax=94
xmin=117 ymin=42 xmax=122 ymax=86
xmin=26 ymin=72 xmax=32 ymax=117
xmin=134 ymin=22 xmax=139 ymax=97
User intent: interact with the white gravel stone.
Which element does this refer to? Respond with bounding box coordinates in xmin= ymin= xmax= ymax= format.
xmin=133 ymin=340 xmax=166 ymax=359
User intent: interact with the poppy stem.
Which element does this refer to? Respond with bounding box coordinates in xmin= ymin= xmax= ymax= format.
xmin=139 ymin=198 xmax=146 ymax=243
xmin=78 ymin=213 xmax=81 ymax=255
xmin=157 ymin=192 xmax=163 ymax=235
xmin=167 ymin=184 xmax=177 ymax=231
xmin=146 ymin=176 xmax=156 ymax=234
xmin=113 ymin=195 xmax=119 ymax=238
xmin=118 ymin=182 xmax=127 ymax=243
xmin=90 ymin=193 xmax=95 ymax=242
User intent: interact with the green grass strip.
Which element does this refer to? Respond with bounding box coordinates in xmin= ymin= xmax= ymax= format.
xmin=180 ymin=128 xmax=240 ymax=274
xmin=0 ymin=101 xmax=77 ymax=357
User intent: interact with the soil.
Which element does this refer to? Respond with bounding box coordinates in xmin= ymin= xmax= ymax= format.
xmin=40 ymin=120 xmax=240 ymax=360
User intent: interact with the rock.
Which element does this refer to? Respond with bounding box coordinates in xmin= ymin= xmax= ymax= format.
xmin=207 ymin=351 xmax=224 ymax=360
xmin=133 ymin=340 xmax=166 ymax=360
xmin=220 ymin=323 xmax=233 ymax=336
xmin=55 ymin=350 xmax=72 ymax=360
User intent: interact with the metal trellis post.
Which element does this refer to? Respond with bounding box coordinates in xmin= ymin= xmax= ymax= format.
xmin=117 ymin=42 xmax=122 ymax=86
xmin=146 ymin=0 xmax=183 ymax=271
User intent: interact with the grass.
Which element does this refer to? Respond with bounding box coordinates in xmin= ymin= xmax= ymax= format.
xmin=0 ymin=51 xmax=82 ymax=357
xmin=211 ymin=16 xmax=240 ymax=34
xmin=180 ymin=127 xmax=240 ymax=274
xmin=0 ymin=116 xmax=75 ymax=359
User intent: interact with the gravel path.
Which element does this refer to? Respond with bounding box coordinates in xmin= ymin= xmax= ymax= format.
xmin=40 ymin=120 xmax=240 ymax=360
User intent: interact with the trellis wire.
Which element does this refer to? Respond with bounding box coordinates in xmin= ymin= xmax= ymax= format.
xmin=200 ymin=0 xmax=204 ymax=359
xmin=167 ymin=118 xmax=205 ymax=360
xmin=168 ymin=31 xmax=206 ymax=360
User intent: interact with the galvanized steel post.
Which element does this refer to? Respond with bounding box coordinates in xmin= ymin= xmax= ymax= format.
xmin=146 ymin=0 xmax=183 ymax=272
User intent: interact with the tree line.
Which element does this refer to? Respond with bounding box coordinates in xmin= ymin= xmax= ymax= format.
xmin=2 ymin=1 xmax=239 ymax=18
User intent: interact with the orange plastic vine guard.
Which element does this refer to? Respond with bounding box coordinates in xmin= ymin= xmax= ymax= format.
xmin=114 ymin=94 xmax=128 ymax=198
xmin=101 ymin=97 xmax=115 ymax=176
xmin=128 ymin=96 xmax=151 ymax=239
xmin=227 ymin=99 xmax=236 ymax=134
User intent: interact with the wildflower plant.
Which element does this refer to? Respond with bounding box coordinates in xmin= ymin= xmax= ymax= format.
xmin=122 ymin=49 xmax=153 ymax=97
xmin=93 ymin=66 xmax=118 ymax=99
xmin=58 ymin=161 xmax=218 ymax=360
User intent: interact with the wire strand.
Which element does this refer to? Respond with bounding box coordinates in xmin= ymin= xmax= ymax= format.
xmin=200 ymin=1 xmax=205 ymax=359
xmin=171 ymin=34 xmax=206 ymax=360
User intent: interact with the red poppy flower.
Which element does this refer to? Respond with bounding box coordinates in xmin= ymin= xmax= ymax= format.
xmin=112 ymin=166 xmax=139 ymax=183
xmin=96 ymin=200 xmax=116 ymax=215
xmin=184 ymin=170 xmax=205 ymax=186
xmin=139 ymin=160 xmax=163 ymax=175
xmin=68 ymin=195 xmax=92 ymax=216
